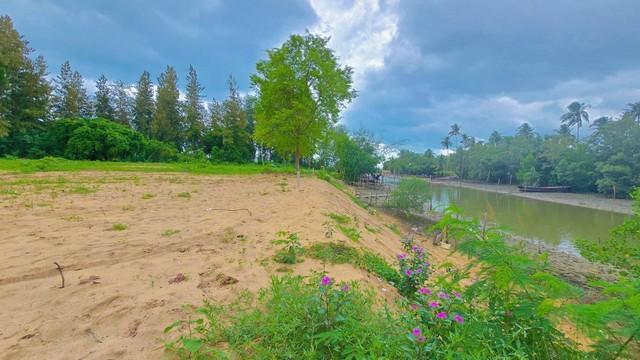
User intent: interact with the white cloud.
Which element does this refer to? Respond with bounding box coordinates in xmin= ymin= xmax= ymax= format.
xmin=308 ymin=0 xmax=400 ymax=88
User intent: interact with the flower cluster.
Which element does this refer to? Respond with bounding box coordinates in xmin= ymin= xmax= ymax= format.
xmin=407 ymin=286 xmax=466 ymax=348
xmin=396 ymin=238 xmax=432 ymax=297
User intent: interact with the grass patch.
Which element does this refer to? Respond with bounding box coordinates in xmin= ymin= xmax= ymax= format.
xmin=316 ymin=171 xmax=369 ymax=210
xmin=142 ymin=193 xmax=155 ymax=199
xmin=0 ymin=157 xmax=301 ymax=176
xmin=0 ymin=188 xmax=20 ymax=196
xmin=111 ymin=223 xmax=128 ymax=231
xmin=177 ymin=192 xmax=191 ymax=199
xmin=356 ymin=250 xmax=401 ymax=284
xmin=327 ymin=212 xmax=351 ymax=224
xmin=337 ymin=224 xmax=361 ymax=242
xmin=306 ymin=242 xmax=360 ymax=264
xmin=364 ymin=223 xmax=380 ymax=233
xmin=385 ymin=223 xmax=402 ymax=236
xmin=71 ymin=186 xmax=96 ymax=194
xmin=62 ymin=215 xmax=82 ymax=221
xmin=162 ymin=229 xmax=181 ymax=237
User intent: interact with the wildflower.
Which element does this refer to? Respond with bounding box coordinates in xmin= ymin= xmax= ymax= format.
xmin=410 ymin=304 xmax=418 ymax=311
xmin=429 ymin=301 xmax=439 ymax=308
xmin=341 ymin=284 xmax=350 ymax=292
xmin=397 ymin=253 xmax=407 ymax=261
xmin=436 ymin=312 xmax=448 ymax=319
xmin=415 ymin=267 xmax=423 ymax=274
xmin=453 ymin=314 xmax=464 ymax=324
xmin=412 ymin=245 xmax=423 ymax=253
xmin=411 ymin=327 xmax=426 ymax=343
xmin=437 ymin=291 xmax=450 ymax=299
xmin=453 ymin=291 xmax=462 ymax=299
xmin=404 ymin=269 xmax=413 ymax=277
xmin=418 ymin=287 xmax=432 ymax=295
xmin=321 ymin=276 xmax=332 ymax=286
xmin=424 ymin=261 xmax=430 ymax=267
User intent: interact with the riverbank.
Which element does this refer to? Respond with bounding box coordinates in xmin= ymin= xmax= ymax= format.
xmin=428 ymin=179 xmax=633 ymax=215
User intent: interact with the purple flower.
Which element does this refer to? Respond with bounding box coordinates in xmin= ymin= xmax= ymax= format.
xmin=410 ymin=304 xmax=418 ymax=311
xmin=437 ymin=291 xmax=450 ymax=300
xmin=453 ymin=314 xmax=464 ymax=324
xmin=404 ymin=269 xmax=413 ymax=277
xmin=424 ymin=261 xmax=430 ymax=267
xmin=397 ymin=253 xmax=407 ymax=261
xmin=436 ymin=312 xmax=448 ymax=319
xmin=429 ymin=301 xmax=439 ymax=308
xmin=411 ymin=327 xmax=426 ymax=343
xmin=411 ymin=245 xmax=424 ymax=253
xmin=321 ymin=276 xmax=332 ymax=286
xmin=341 ymin=284 xmax=350 ymax=292
xmin=418 ymin=287 xmax=432 ymax=295
xmin=453 ymin=291 xmax=462 ymax=299
xmin=415 ymin=267 xmax=423 ymax=274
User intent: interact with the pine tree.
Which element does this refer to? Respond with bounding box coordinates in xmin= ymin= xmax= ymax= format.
xmin=184 ymin=65 xmax=205 ymax=150
xmin=52 ymin=61 xmax=91 ymax=119
xmin=94 ymin=74 xmax=114 ymax=120
xmin=132 ymin=70 xmax=155 ymax=136
xmin=0 ymin=16 xmax=50 ymax=136
xmin=113 ymin=81 xmax=132 ymax=127
xmin=151 ymin=66 xmax=182 ymax=147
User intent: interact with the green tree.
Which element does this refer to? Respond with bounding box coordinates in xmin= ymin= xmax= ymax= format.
xmin=132 ymin=70 xmax=155 ymax=137
xmin=0 ymin=16 xmax=50 ymax=136
xmin=184 ymin=65 xmax=205 ymax=150
xmin=151 ymin=66 xmax=182 ymax=147
xmin=488 ymin=131 xmax=502 ymax=145
xmin=52 ymin=61 xmax=92 ymax=119
xmin=334 ymin=127 xmax=381 ymax=182
xmin=624 ymin=101 xmax=640 ymax=125
xmin=517 ymin=152 xmax=540 ymax=186
xmin=516 ymin=122 xmax=535 ymax=139
xmin=112 ymin=80 xmax=132 ymax=127
xmin=94 ymin=74 xmax=114 ymax=120
xmin=251 ymin=33 xmax=356 ymax=186
xmin=561 ymin=101 xmax=590 ymax=141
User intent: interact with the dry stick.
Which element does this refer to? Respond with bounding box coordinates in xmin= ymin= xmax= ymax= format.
xmin=208 ymin=208 xmax=252 ymax=216
xmin=54 ymin=262 xmax=65 ymax=288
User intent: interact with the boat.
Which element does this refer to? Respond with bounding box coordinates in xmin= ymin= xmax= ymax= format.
xmin=517 ymin=185 xmax=571 ymax=193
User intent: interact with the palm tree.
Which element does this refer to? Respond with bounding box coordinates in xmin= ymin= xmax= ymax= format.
xmin=448 ymin=123 xmax=461 ymax=147
xmin=590 ymin=116 xmax=610 ymax=132
xmin=441 ymin=136 xmax=451 ymax=153
xmin=624 ymin=101 xmax=640 ymax=125
xmin=561 ymin=101 xmax=590 ymax=141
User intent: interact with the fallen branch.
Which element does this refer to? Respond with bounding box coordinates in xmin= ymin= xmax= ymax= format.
xmin=206 ymin=208 xmax=252 ymax=216
xmin=54 ymin=262 xmax=65 ymax=288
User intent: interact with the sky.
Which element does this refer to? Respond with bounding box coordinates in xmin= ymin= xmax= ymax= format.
xmin=3 ymin=0 xmax=640 ymax=152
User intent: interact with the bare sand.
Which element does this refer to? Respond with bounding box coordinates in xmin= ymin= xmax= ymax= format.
xmin=429 ymin=179 xmax=634 ymax=215
xmin=0 ymin=172 xmax=466 ymax=360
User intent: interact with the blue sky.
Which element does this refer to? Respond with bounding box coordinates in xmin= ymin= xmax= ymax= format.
xmin=3 ymin=0 xmax=640 ymax=152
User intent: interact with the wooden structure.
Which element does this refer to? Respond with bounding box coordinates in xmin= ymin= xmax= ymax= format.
xmin=517 ymin=185 xmax=571 ymax=193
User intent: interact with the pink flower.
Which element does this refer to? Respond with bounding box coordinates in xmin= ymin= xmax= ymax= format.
xmin=397 ymin=253 xmax=407 ymax=261
xmin=341 ymin=284 xmax=350 ymax=292
xmin=453 ymin=291 xmax=462 ymax=299
xmin=429 ymin=301 xmax=439 ymax=308
xmin=415 ymin=267 xmax=423 ymax=274
xmin=453 ymin=314 xmax=464 ymax=324
xmin=424 ymin=261 xmax=430 ymax=267
xmin=410 ymin=304 xmax=418 ymax=311
xmin=321 ymin=276 xmax=332 ymax=286
xmin=436 ymin=312 xmax=448 ymax=319
xmin=404 ymin=269 xmax=413 ymax=277
xmin=418 ymin=287 xmax=432 ymax=295
xmin=437 ymin=291 xmax=450 ymax=299
xmin=411 ymin=327 xmax=426 ymax=343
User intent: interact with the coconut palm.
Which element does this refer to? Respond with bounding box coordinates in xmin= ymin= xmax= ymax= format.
xmin=561 ymin=101 xmax=590 ymax=141
xmin=624 ymin=101 xmax=640 ymax=125
xmin=441 ymin=136 xmax=451 ymax=153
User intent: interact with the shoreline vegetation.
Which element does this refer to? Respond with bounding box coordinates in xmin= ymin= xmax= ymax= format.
xmin=428 ymin=178 xmax=633 ymax=215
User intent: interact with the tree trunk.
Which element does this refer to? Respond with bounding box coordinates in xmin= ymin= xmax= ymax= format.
xmin=295 ymin=145 xmax=301 ymax=188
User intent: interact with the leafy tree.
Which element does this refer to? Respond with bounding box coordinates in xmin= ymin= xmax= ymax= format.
xmin=184 ymin=65 xmax=206 ymax=150
xmin=561 ymin=101 xmax=590 ymax=140
xmin=0 ymin=16 xmax=50 ymax=136
xmin=624 ymin=101 xmax=640 ymax=125
xmin=251 ymin=33 xmax=356 ymax=186
xmin=151 ymin=66 xmax=182 ymax=147
xmin=517 ymin=152 xmax=539 ymax=186
xmin=94 ymin=74 xmax=114 ymax=120
xmin=516 ymin=122 xmax=535 ymax=139
xmin=112 ymin=80 xmax=132 ymax=127
xmin=333 ymin=127 xmax=381 ymax=182
xmin=488 ymin=131 xmax=502 ymax=145
xmin=52 ymin=61 xmax=92 ymax=119
xmin=388 ymin=177 xmax=431 ymax=214
xmin=132 ymin=70 xmax=155 ymax=137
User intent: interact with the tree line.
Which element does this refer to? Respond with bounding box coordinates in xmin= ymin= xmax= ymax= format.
xmin=1 ymin=15 xmax=382 ymax=182
xmin=385 ymin=103 xmax=640 ymax=198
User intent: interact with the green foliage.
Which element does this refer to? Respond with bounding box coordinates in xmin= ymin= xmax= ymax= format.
xmin=151 ymin=66 xmax=182 ymax=147
xmin=111 ymin=223 xmax=127 ymax=231
xmin=384 ymin=149 xmax=439 ymax=176
xmin=161 ymin=229 xmax=181 ymax=237
xmin=272 ymin=231 xmax=304 ymax=264
xmin=357 ymin=250 xmax=401 ymax=284
xmin=327 ymin=212 xmax=351 ymax=225
xmin=306 ymin=242 xmax=360 ymax=264
xmin=385 ymin=223 xmax=402 ymax=236
xmin=316 ymin=171 xmax=369 ymax=209
xmin=332 ymin=127 xmax=382 ymax=182
xmin=177 ymin=191 xmax=191 ymax=199
xmin=395 ymin=238 xmax=432 ymax=297
xmin=388 ymin=177 xmax=431 ymax=215
xmin=336 ymin=225 xmax=361 ymax=242
xmin=251 ymin=32 xmax=355 ymax=180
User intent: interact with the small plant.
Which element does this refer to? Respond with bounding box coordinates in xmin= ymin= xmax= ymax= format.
xmin=327 ymin=212 xmax=351 ymax=224
xmin=177 ymin=192 xmax=191 ymax=199
xmin=337 ymin=224 xmax=361 ymax=242
xmin=272 ymin=231 xmax=304 ymax=264
xmin=395 ymin=238 xmax=432 ymax=297
xmin=357 ymin=250 xmax=401 ymax=284
xmin=162 ymin=229 xmax=181 ymax=237
xmin=112 ymin=223 xmax=128 ymax=231
xmin=277 ymin=178 xmax=288 ymax=192
xmin=307 ymin=242 xmax=359 ymax=264
xmin=142 ymin=193 xmax=155 ymax=199
xmin=71 ymin=186 xmax=96 ymax=194
xmin=385 ymin=223 xmax=402 ymax=236
xmin=364 ymin=223 xmax=380 ymax=233
xmin=322 ymin=221 xmax=335 ymax=238
xmin=387 ymin=177 xmax=430 ymax=215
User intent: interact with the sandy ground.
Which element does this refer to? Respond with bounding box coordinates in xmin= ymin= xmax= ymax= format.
xmin=429 ymin=179 xmax=634 ymax=215
xmin=0 ymin=172 xmax=466 ymax=360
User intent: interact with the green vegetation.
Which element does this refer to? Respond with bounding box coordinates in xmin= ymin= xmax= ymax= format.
xmin=142 ymin=193 xmax=155 ymax=199
xmin=385 ymin=223 xmax=402 ymax=236
xmin=306 ymin=242 xmax=360 ymax=264
xmin=336 ymin=224 xmax=361 ymax=242
xmin=386 ymin=109 xmax=640 ymax=198
xmin=327 ymin=212 xmax=351 ymax=225
xmin=272 ymin=231 xmax=304 ymax=264
xmin=177 ymin=191 xmax=191 ymax=199
xmin=71 ymin=185 xmax=95 ymax=194
xmin=161 ymin=229 xmax=181 ymax=237
xmin=111 ymin=223 xmax=127 ymax=231
xmin=388 ymin=177 xmax=431 ymax=215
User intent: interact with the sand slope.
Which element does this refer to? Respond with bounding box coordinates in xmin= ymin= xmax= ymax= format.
xmin=0 ymin=172 xmax=460 ymax=360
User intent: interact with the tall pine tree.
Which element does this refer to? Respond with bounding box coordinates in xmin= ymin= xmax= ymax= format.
xmin=151 ymin=66 xmax=182 ymax=147
xmin=113 ymin=80 xmax=132 ymax=127
xmin=94 ymin=74 xmax=114 ymax=120
xmin=184 ymin=65 xmax=205 ymax=150
xmin=133 ymin=70 xmax=155 ymax=136
xmin=52 ymin=61 xmax=92 ymax=119
xmin=0 ymin=16 xmax=50 ymax=136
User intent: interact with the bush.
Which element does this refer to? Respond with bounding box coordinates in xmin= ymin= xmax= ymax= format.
xmin=388 ymin=177 xmax=431 ymax=214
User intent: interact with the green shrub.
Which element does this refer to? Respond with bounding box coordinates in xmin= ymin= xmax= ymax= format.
xmin=327 ymin=212 xmax=351 ymax=224
xmin=272 ymin=231 xmax=304 ymax=264
xmin=111 ymin=223 xmax=127 ymax=231
xmin=306 ymin=242 xmax=360 ymax=264
xmin=357 ymin=250 xmax=401 ymax=284
xmin=336 ymin=224 xmax=361 ymax=242
xmin=388 ymin=177 xmax=431 ymax=214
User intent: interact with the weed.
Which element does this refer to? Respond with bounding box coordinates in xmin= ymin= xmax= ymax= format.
xmin=277 ymin=179 xmax=288 ymax=192
xmin=162 ymin=229 xmax=181 ymax=237
xmin=322 ymin=221 xmax=335 ymax=238
xmin=0 ymin=188 xmax=19 ymax=196
xmin=112 ymin=223 xmax=128 ymax=231
xmin=306 ymin=242 xmax=359 ymax=264
xmin=71 ymin=186 xmax=96 ymax=194
xmin=385 ymin=223 xmax=402 ymax=236
xmin=337 ymin=224 xmax=361 ymax=242
xmin=364 ymin=223 xmax=380 ymax=233
xmin=327 ymin=212 xmax=351 ymax=224
xmin=142 ymin=193 xmax=155 ymax=199
xmin=62 ymin=215 xmax=82 ymax=221
xmin=357 ymin=250 xmax=401 ymax=284
xmin=177 ymin=192 xmax=191 ymax=199
xmin=272 ymin=231 xmax=304 ymax=264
